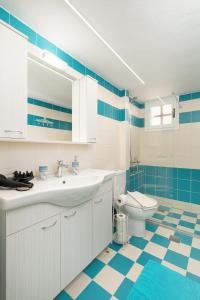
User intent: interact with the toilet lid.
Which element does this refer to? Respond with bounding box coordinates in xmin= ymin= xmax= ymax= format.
xmin=126 ymin=191 xmax=158 ymax=209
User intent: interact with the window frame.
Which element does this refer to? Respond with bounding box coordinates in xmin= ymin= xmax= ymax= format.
xmin=145 ymin=96 xmax=179 ymax=131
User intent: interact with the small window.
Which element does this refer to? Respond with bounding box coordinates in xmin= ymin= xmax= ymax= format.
xmin=145 ymin=96 xmax=179 ymax=131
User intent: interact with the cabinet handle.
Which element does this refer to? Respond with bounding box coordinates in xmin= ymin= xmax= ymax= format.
xmin=4 ymin=130 xmax=23 ymax=134
xmin=64 ymin=211 xmax=77 ymax=218
xmin=94 ymin=198 xmax=103 ymax=204
xmin=41 ymin=220 xmax=57 ymax=231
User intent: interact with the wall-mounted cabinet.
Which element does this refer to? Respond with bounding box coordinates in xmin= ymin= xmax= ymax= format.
xmin=73 ymin=76 xmax=98 ymax=143
xmin=0 ymin=21 xmax=98 ymax=144
xmin=0 ymin=22 xmax=27 ymax=139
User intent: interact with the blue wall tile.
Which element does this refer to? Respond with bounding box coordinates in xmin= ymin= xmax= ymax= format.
xmin=178 ymin=179 xmax=190 ymax=191
xmin=177 ymin=190 xmax=190 ymax=202
xmin=95 ymin=75 xmax=105 ymax=87
xmin=130 ymin=165 xmax=200 ymax=205
xmin=72 ymin=59 xmax=86 ymax=75
xmin=179 ymin=92 xmax=200 ymax=102
xmin=85 ymin=68 xmax=96 ymax=79
xmin=177 ymin=168 xmax=191 ymax=180
xmin=57 ymin=48 xmax=73 ymax=67
xmin=179 ymin=94 xmax=191 ymax=102
xmin=156 ymin=166 xmax=167 ymax=177
xmin=36 ymin=34 xmax=57 ymax=54
xmin=191 ymin=92 xmax=200 ymax=99
xmin=192 ymin=110 xmax=200 ymax=123
xmin=191 ymin=181 xmax=200 ymax=193
xmin=28 ymin=98 xmax=72 ymax=114
xmin=180 ymin=112 xmax=192 ymax=124
xmin=119 ymin=90 xmax=126 ymax=97
xmin=191 ymin=169 xmax=200 ymax=181
xmin=0 ymin=7 xmax=9 ymax=23
xmin=191 ymin=193 xmax=200 ymax=204
xmin=10 ymin=15 xmax=36 ymax=45
xmin=27 ymin=114 xmax=72 ymax=131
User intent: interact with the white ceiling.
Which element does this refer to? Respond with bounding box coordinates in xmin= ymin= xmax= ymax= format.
xmin=28 ymin=59 xmax=72 ymax=108
xmin=1 ymin=0 xmax=200 ymax=100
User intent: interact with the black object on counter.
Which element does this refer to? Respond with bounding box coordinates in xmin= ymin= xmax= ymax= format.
xmin=0 ymin=171 xmax=34 ymax=191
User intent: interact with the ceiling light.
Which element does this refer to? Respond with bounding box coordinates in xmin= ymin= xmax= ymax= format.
xmin=42 ymin=51 xmax=64 ymax=70
xmin=63 ymin=0 xmax=145 ymax=85
xmin=28 ymin=56 xmax=74 ymax=82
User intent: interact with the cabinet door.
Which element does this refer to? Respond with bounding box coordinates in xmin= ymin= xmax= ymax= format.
xmin=61 ymin=201 xmax=92 ymax=290
xmin=93 ymin=190 xmax=113 ymax=258
xmin=0 ymin=22 xmax=27 ymax=139
xmin=72 ymin=76 xmax=97 ymax=143
xmin=6 ymin=215 xmax=60 ymax=300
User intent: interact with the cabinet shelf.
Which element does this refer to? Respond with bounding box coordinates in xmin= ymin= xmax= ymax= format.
xmin=0 ymin=139 xmax=91 ymax=145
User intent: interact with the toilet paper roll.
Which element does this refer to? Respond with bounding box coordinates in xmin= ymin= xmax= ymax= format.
xmin=115 ymin=194 xmax=127 ymax=207
xmin=114 ymin=213 xmax=128 ymax=244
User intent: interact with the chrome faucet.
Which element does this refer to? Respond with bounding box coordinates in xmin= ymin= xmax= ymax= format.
xmin=56 ymin=160 xmax=68 ymax=177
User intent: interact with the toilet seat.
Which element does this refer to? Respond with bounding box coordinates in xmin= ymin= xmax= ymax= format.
xmin=126 ymin=191 xmax=158 ymax=210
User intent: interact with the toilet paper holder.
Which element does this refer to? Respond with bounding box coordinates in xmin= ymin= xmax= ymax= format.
xmin=113 ymin=213 xmax=129 ymax=245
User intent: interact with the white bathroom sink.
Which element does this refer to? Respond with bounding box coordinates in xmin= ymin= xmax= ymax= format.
xmin=0 ymin=172 xmax=109 ymax=210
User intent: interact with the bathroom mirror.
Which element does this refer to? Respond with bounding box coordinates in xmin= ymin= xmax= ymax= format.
xmin=27 ymin=57 xmax=73 ymax=142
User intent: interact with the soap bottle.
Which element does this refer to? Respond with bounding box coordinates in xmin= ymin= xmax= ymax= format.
xmin=72 ymin=155 xmax=79 ymax=175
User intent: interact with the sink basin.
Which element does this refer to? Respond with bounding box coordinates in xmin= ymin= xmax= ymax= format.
xmin=0 ymin=174 xmax=105 ymax=210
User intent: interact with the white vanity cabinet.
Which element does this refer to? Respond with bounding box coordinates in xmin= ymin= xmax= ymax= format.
xmin=61 ymin=201 xmax=92 ymax=289
xmin=0 ymin=22 xmax=27 ymax=139
xmin=6 ymin=215 xmax=61 ymax=300
xmin=0 ymin=178 xmax=113 ymax=300
xmin=93 ymin=183 xmax=113 ymax=258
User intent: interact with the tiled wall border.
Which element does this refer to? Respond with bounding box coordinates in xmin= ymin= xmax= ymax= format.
xmin=28 ymin=98 xmax=72 ymax=114
xmin=179 ymin=92 xmax=200 ymax=102
xmin=28 ymin=99 xmax=144 ymax=129
xmin=129 ymin=97 xmax=145 ymax=109
xmin=0 ymin=7 xmax=126 ymax=98
xmin=98 ymin=100 xmax=144 ymax=127
xmin=180 ymin=110 xmax=200 ymax=124
xmin=27 ymin=114 xmax=72 ymax=131
xmin=127 ymin=165 xmax=200 ymax=205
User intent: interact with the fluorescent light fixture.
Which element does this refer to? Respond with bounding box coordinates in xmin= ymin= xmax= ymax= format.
xmin=28 ymin=56 xmax=74 ymax=83
xmin=63 ymin=0 xmax=145 ymax=85
xmin=42 ymin=51 xmax=64 ymax=70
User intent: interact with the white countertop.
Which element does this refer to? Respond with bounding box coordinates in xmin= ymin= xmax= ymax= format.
xmin=0 ymin=169 xmax=116 ymax=211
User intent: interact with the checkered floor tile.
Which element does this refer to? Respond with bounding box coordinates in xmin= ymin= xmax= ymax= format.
xmin=151 ymin=205 xmax=200 ymax=237
xmin=54 ymin=223 xmax=200 ymax=300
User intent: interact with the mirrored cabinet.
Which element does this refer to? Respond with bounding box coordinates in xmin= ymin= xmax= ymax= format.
xmin=0 ymin=21 xmax=98 ymax=144
xmin=0 ymin=22 xmax=27 ymax=139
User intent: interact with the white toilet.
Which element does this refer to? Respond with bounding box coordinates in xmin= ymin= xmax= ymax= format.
xmin=113 ymin=170 xmax=158 ymax=237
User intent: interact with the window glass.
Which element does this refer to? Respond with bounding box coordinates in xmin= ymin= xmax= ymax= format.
xmin=163 ymin=104 xmax=172 ymax=115
xmin=145 ymin=96 xmax=179 ymax=131
xmin=163 ymin=115 xmax=172 ymax=125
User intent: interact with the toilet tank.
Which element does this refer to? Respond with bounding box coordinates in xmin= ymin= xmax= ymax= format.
xmin=113 ymin=170 xmax=126 ymax=201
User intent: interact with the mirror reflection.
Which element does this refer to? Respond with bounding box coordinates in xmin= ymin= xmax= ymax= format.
xmin=27 ymin=58 xmax=72 ymax=141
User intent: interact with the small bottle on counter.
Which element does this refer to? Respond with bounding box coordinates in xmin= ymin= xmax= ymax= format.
xmin=39 ymin=165 xmax=48 ymax=180
xmin=71 ymin=155 xmax=79 ymax=175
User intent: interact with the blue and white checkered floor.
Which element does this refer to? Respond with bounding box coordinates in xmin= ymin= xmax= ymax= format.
xmin=55 ymin=222 xmax=200 ymax=300
xmin=151 ymin=205 xmax=200 ymax=236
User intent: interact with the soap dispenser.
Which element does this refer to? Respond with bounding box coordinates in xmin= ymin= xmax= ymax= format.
xmin=72 ymin=155 xmax=79 ymax=175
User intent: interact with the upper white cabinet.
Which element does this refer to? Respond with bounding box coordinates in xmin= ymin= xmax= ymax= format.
xmin=72 ymin=76 xmax=98 ymax=143
xmin=0 ymin=22 xmax=27 ymax=139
